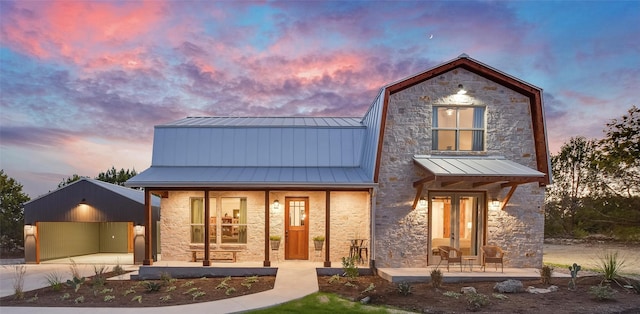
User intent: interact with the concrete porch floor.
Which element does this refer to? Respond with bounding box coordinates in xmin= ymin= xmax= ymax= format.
xmin=377 ymin=266 xmax=570 ymax=283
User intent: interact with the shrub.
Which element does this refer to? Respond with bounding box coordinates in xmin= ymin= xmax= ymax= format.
xmin=362 ymin=283 xmax=375 ymax=294
xmin=431 ymin=268 xmax=443 ymax=288
xmin=328 ymin=274 xmax=341 ymax=284
xmin=341 ymin=256 xmax=359 ymax=280
xmin=142 ymin=281 xmax=163 ymax=292
xmin=159 ymin=295 xmax=172 ymax=302
xmin=74 ymin=296 xmax=85 ymax=304
xmin=104 ymin=295 xmax=115 ymax=302
xmin=66 ymin=276 xmax=85 ymax=293
xmin=539 ymin=265 xmax=554 ymax=285
xmin=68 ymin=259 xmax=81 ymax=279
xmin=44 ymin=271 xmax=63 ymax=291
xmin=595 ymin=251 xmax=626 ymax=282
xmin=312 ymin=235 xmax=325 ymax=241
xmin=160 ymin=271 xmax=175 ymax=284
xmin=397 ymin=282 xmax=412 ymax=296
xmin=269 ymin=235 xmax=281 ymax=241
xmin=443 ymin=291 xmax=462 ymax=299
xmin=466 ymin=293 xmax=489 ymax=311
xmin=589 ymin=284 xmax=617 ymax=301
xmin=112 ymin=263 xmax=125 ymax=276
xmin=92 ymin=265 xmax=108 ymax=287
xmin=12 ymin=265 xmax=26 ymax=300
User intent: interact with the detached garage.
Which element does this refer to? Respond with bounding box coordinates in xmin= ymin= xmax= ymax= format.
xmin=23 ymin=178 xmax=160 ymax=264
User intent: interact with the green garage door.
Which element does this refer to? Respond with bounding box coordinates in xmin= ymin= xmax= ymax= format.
xmin=38 ymin=222 xmax=129 ymax=261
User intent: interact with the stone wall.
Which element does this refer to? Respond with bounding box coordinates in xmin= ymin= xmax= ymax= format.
xmin=374 ymin=68 xmax=546 ymax=268
xmin=159 ymin=190 xmax=370 ymax=264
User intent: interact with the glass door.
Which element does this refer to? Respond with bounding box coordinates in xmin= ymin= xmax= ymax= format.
xmin=429 ymin=192 xmax=484 ymax=264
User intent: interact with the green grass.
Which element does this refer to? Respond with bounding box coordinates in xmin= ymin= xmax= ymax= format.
xmin=248 ymin=292 xmax=397 ymax=313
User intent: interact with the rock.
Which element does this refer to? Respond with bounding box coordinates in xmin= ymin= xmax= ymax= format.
xmin=360 ymin=296 xmax=370 ymax=304
xmin=526 ymin=285 xmax=559 ymax=294
xmin=461 ymin=286 xmax=477 ymax=294
xmin=493 ymin=279 xmax=524 ymax=293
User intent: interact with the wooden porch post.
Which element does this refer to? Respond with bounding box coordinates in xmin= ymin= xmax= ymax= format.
xmin=203 ymin=190 xmax=211 ymax=266
xmin=264 ymin=190 xmax=271 ymax=267
xmin=143 ymin=189 xmax=153 ymax=265
xmin=324 ymin=190 xmax=331 ymax=267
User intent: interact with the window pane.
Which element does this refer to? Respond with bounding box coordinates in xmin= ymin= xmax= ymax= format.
xmin=458 ymin=108 xmax=474 ymax=128
xmin=221 ymin=197 xmax=247 ymax=244
xmin=436 ymin=107 xmax=456 ymax=128
xmin=436 ymin=130 xmax=456 ymax=150
xmin=191 ymin=225 xmax=204 ymax=243
xmin=459 ymin=130 xmax=473 ymax=150
xmin=191 ymin=199 xmax=203 ymax=224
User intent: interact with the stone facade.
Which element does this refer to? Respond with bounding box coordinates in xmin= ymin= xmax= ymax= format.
xmin=374 ymin=68 xmax=545 ymax=268
xmin=159 ymin=190 xmax=370 ymax=264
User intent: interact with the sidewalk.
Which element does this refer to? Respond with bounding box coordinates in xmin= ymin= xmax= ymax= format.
xmin=0 ymin=262 xmax=319 ymax=314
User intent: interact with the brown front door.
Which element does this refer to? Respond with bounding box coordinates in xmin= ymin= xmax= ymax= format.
xmin=285 ymin=197 xmax=309 ymax=260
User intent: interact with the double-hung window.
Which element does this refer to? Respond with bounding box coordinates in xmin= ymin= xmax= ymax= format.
xmin=190 ymin=197 xmax=247 ymax=244
xmin=432 ymin=106 xmax=485 ymax=151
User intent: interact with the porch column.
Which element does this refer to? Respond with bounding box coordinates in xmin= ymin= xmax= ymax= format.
xmin=263 ymin=190 xmax=271 ymax=267
xmin=143 ymin=189 xmax=153 ymax=265
xmin=324 ymin=190 xmax=331 ymax=267
xmin=203 ymin=190 xmax=211 ymax=266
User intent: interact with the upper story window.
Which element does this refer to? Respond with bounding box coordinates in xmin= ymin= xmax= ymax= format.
xmin=432 ymin=106 xmax=485 ymax=151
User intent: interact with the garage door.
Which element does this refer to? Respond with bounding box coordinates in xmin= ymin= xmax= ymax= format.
xmin=38 ymin=222 xmax=132 ymax=261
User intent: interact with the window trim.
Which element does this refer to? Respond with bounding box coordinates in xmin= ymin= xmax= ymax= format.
xmin=432 ymin=105 xmax=486 ymax=151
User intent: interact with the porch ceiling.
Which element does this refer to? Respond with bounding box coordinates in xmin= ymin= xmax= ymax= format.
xmin=412 ymin=155 xmax=546 ymax=187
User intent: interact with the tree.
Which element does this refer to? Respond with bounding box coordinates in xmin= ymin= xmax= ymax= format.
xmin=597 ymin=105 xmax=640 ymax=197
xmin=57 ymin=174 xmax=89 ymax=188
xmin=0 ymin=170 xmax=30 ymax=253
xmin=96 ymin=167 xmax=138 ymax=187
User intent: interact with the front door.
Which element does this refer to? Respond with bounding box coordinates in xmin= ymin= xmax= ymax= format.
xmin=285 ymin=197 xmax=309 ymax=260
xmin=429 ymin=192 xmax=484 ymax=264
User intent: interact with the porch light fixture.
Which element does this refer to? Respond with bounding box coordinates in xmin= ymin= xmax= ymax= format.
xmin=418 ymin=197 xmax=427 ymax=208
xmin=134 ymin=225 xmax=145 ymax=236
xmin=273 ymin=200 xmax=280 ymax=211
xmin=457 ymin=84 xmax=467 ymax=95
xmin=24 ymin=225 xmax=35 ymax=236
xmin=489 ymin=198 xmax=501 ymax=211
xmin=79 ymin=198 xmax=87 ymax=205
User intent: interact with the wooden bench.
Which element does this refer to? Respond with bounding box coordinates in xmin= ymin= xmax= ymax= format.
xmin=191 ymin=250 xmax=241 ymax=263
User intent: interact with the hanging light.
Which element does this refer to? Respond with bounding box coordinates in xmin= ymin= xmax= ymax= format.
xmin=489 ymin=198 xmax=501 ymax=211
xmin=457 ymin=84 xmax=467 ymax=95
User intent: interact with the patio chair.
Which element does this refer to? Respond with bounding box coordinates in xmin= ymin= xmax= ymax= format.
xmin=358 ymin=239 xmax=369 ymax=264
xmin=437 ymin=246 xmax=462 ymax=272
xmin=481 ymin=245 xmax=504 ymax=272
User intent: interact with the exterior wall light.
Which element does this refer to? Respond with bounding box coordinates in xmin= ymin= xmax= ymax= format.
xmin=457 ymin=84 xmax=467 ymax=95
xmin=489 ymin=198 xmax=501 ymax=211
xmin=79 ymin=198 xmax=87 ymax=205
xmin=134 ymin=225 xmax=145 ymax=236
xmin=273 ymin=200 xmax=280 ymax=211
xmin=418 ymin=197 xmax=427 ymax=208
xmin=24 ymin=224 xmax=35 ymax=236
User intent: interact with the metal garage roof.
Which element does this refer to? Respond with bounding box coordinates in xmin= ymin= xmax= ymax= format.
xmin=161 ymin=116 xmax=363 ymax=127
xmin=127 ymin=166 xmax=374 ymax=188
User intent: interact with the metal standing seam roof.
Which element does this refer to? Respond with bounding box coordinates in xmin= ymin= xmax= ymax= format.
xmin=412 ymin=155 xmax=545 ymax=178
xmin=126 ymin=166 xmax=375 ymax=188
xmin=159 ymin=117 xmax=364 ymax=127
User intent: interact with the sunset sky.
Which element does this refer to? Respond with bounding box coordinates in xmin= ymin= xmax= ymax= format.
xmin=1 ymin=1 xmax=638 ymax=198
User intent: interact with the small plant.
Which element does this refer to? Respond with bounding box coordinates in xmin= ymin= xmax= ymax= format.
xmin=74 ymin=296 xmax=85 ymax=304
xmin=160 ymin=271 xmax=175 ymax=284
xmin=142 ymin=281 xmax=163 ymax=292
xmin=241 ymin=281 xmax=253 ymax=289
xmin=595 ymin=251 xmax=626 ymax=282
xmin=568 ymin=263 xmax=581 ymax=291
xmin=245 ymin=275 xmax=259 ymax=283
xmin=131 ymin=295 xmax=143 ymax=303
xmin=397 ymin=281 xmax=412 ymax=296
xmin=104 ymin=295 xmax=115 ymax=302
xmin=60 ymin=292 xmax=70 ymax=300
xmin=123 ymin=288 xmax=136 ymax=296
xmin=112 ymin=263 xmax=125 ymax=276
xmin=180 ymin=280 xmax=195 ymax=288
xmin=313 ymin=235 xmax=325 ymax=241
xmin=225 ymin=287 xmax=236 ymax=295
xmin=66 ymin=276 xmax=85 ymax=293
xmin=466 ymin=292 xmax=490 ymax=311
xmin=362 ymin=283 xmax=375 ymax=294
xmin=328 ymin=274 xmax=341 ymax=284
xmin=99 ymin=288 xmax=113 ymax=294
xmin=44 ymin=271 xmax=64 ymax=291
xmin=159 ymin=295 xmax=172 ymax=302
xmin=344 ymin=281 xmax=357 ymax=287
xmin=216 ymin=276 xmax=232 ymax=289
xmin=493 ymin=293 xmax=508 ymax=300
xmin=540 ymin=265 xmax=554 ymax=285
xmin=68 ymin=259 xmax=81 ymax=279
xmin=26 ymin=293 xmax=38 ymax=303
xmin=184 ymin=287 xmax=200 ymax=294
xmin=341 ymin=256 xmax=359 ymax=280
xmin=589 ymin=284 xmax=617 ymax=301
xmin=431 ymin=268 xmax=443 ymax=288
xmin=12 ymin=265 xmax=27 ymax=300
xmin=443 ymin=291 xmax=462 ymax=299
xmin=192 ymin=290 xmax=206 ymax=300
xmin=166 ymin=285 xmax=177 ymax=292
xmin=269 ymin=235 xmax=281 ymax=241
xmin=91 ymin=264 xmax=108 ymax=288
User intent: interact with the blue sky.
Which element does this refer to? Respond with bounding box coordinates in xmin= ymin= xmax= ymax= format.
xmin=1 ymin=0 xmax=638 ymax=198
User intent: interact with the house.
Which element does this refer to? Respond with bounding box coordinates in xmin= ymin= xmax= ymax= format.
xmin=23 ymin=178 xmax=161 ymax=264
xmin=126 ymin=54 xmax=550 ymax=269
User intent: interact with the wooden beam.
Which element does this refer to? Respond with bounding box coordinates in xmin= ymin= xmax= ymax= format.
xmin=473 ymin=181 xmax=500 ymax=187
xmin=440 ymin=181 xmax=462 ymax=187
xmin=501 ymin=185 xmax=518 ymax=210
xmin=263 ymin=190 xmax=270 ymax=267
xmin=412 ymin=175 xmax=435 ymax=187
xmin=143 ymin=189 xmax=153 ymax=265
xmin=203 ymin=190 xmax=211 ymax=266
xmin=412 ymin=184 xmax=424 ymax=209
xmin=324 ymin=190 xmax=331 ymax=267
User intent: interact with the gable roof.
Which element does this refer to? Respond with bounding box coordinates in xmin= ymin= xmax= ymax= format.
xmin=364 ymin=54 xmax=551 ymax=186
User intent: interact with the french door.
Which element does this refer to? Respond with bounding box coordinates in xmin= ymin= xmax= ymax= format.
xmin=429 ymin=192 xmax=484 ymax=264
xmin=285 ymin=197 xmax=309 ymax=260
